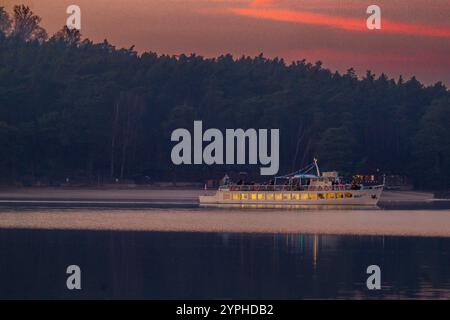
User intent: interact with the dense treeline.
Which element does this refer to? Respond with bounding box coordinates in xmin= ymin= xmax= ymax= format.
xmin=0 ymin=5 xmax=449 ymax=189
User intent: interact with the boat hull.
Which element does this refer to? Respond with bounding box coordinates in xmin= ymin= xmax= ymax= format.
xmin=199 ymin=187 xmax=383 ymax=206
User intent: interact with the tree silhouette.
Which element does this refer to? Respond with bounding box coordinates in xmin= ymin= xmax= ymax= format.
xmin=0 ymin=7 xmax=12 ymax=35
xmin=11 ymin=5 xmax=47 ymax=42
xmin=51 ymin=25 xmax=81 ymax=46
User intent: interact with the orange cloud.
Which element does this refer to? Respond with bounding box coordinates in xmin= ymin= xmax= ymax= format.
xmin=250 ymin=0 xmax=277 ymax=6
xmin=229 ymin=7 xmax=450 ymax=38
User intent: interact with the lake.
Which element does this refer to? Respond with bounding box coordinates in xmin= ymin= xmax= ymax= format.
xmin=0 ymin=208 xmax=449 ymax=299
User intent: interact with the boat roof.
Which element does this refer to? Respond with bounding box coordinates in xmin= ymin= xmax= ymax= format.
xmin=275 ymin=160 xmax=335 ymax=180
xmin=277 ymin=174 xmax=331 ymax=179
xmin=293 ymin=174 xmax=319 ymax=179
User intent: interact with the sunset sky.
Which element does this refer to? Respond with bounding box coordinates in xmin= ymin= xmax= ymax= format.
xmin=4 ymin=0 xmax=450 ymax=85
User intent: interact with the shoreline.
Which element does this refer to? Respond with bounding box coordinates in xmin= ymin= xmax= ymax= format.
xmin=0 ymin=187 xmax=440 ymax=203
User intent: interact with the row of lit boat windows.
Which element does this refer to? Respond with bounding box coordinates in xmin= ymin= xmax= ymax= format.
xmin=223 ymin=192 xmax=354 ymax=201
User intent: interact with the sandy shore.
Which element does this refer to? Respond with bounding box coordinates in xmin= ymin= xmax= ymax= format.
xmin=0 ymin=207 xmax=450 ymax=237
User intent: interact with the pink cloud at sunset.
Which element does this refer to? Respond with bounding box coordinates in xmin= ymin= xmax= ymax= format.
xmin=228 ymin=7 xmax=450 ymax=38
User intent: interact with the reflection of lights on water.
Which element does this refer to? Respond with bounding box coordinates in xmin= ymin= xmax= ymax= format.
xmin=279 ymin=233 xmax=320 ymax=270
xmin=313 ymin=234 xmax=318 ymax=269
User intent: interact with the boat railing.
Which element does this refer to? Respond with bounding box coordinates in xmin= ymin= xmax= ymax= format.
xmin=218 ymin=184 xmax=383 ymax=192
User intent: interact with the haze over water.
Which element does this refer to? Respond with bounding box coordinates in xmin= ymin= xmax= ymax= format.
xmin=1 ymin=207 xmax=450 ymax=237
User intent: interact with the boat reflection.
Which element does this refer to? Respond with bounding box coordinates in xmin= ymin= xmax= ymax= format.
xmin=200 ymin=203 xmax=379 ymax=210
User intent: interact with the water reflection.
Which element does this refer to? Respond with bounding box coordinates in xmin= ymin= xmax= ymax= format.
xmin=0 ymin=229 xmax=449 ymax=299
xmin=200 ymin=203 xmax=380 ymax=210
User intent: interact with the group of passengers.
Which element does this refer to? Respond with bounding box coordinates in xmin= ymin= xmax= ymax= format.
xmin=229 ymin=177 xmax=362 ymax=191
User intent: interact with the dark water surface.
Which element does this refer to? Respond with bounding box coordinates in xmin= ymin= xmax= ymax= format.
xmin=0 ymin=229 xmax=449 ymax=299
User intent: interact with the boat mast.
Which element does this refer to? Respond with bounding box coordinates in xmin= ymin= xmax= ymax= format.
xmin=313 ymin=158 xmax=321 ymax=177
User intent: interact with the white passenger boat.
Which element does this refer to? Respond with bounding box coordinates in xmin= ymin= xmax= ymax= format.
xmin=199 ymin=159 xmax=384 ymax=206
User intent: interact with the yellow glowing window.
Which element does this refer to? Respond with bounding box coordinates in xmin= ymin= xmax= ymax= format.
xmin=232 ymin=193 xmax=239 ymax=200
xmin=345 ymin=192 xmax=353 ymax=198
xmin=266 ymin=193 xmax=274 ymax=201
xmin=300 ymin=193 xmax=309 ymax=200
xmin=275 ymin=193 xmax=283 ymax=201
xmin=326 ymin=193 xmax=335 ymax=199
xmin=336 ymin=192 xmax=344 ymax=199
xmin=308 ymin=193 xmax=317 ymax=200
xmin=292 ymin=193 xmax=300 ymax=200
xmin=318 ymin=193 xmax=325 ymax=200
xmin=283 ymin=193 xmax=291 ymax=200
xmin=250 ymin=193 xmax=257 ymax=200
xmin=223 ymin=193 xmax=231 ymax=200
xmin=241 ymin=193 xmax=248 ymax=200
xmin=257 ymin=193 xmax=265 ymax=200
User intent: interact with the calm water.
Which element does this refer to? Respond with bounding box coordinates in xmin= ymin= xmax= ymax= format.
xmin=0 ymin=228 xmax=449 ymax=299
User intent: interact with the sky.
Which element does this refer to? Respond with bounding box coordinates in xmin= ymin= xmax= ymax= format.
xmin=3 ymin=0 xmax=450 ymax=85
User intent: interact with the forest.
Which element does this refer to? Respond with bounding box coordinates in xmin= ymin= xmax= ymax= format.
xmin=0 ymin=5 xmax=449 ymax=189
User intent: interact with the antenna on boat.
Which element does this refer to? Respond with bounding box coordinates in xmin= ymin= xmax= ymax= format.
xmin=313 ymin=158 xmax=321 ymax=177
